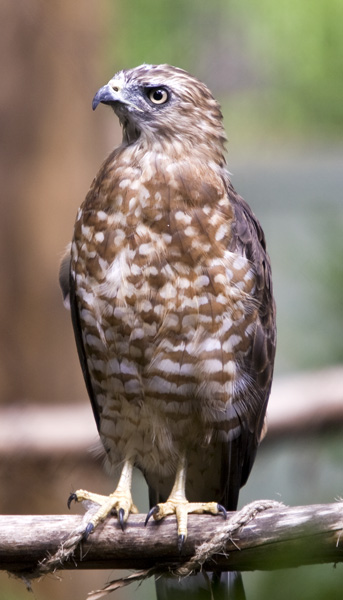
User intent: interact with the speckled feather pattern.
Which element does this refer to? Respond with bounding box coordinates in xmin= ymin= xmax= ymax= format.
xmin=62 ymin=64 xmax=276 ymax=507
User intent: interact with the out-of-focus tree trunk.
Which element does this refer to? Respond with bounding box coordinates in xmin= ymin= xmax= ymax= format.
xmin=0 ymin=0 xmax=120 ymax=404
xmin=0 ymin=2 xmax=126 ymax=599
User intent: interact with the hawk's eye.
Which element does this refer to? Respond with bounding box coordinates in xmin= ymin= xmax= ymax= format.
xmin=148 ymin=88 xmax=169 ymax=105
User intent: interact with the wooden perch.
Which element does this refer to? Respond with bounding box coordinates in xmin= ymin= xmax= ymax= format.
xmin=1 ymin=503 xmax=343 ymax=574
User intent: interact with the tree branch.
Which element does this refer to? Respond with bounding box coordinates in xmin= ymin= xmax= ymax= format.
xmin=1 ymin=503 xmax=343 ymax=575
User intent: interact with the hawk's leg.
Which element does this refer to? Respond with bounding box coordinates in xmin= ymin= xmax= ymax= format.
xmin=68 ymin=458 xmax=138 ymax=537
xmin=145 ymin=454 xmax=226 ymax=550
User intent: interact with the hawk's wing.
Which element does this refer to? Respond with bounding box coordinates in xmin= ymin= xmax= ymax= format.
xmin=219 ymin=182 xmax=276 ymax=510
xmin=59 ymin=249 xmax=101 ymax=432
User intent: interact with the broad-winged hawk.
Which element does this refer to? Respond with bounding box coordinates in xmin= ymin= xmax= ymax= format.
xmin=60 ymin=63 xmax=276 ymax=599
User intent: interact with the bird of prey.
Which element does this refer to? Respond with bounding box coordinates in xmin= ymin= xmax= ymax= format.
xmin=60 ymin=63 xmax=276 ymax=599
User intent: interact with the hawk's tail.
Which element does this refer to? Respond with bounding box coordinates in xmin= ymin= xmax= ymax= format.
xmin=155 ymin=570 xmax=246 ymax=600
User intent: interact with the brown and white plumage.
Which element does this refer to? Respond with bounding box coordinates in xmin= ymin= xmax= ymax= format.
xmin=60 ymin=64 xmax=276 ymax=598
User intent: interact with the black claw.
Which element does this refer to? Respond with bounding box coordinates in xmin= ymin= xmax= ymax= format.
xmin=118 ymin=508 xmax=125 ymax=531
xmin=217 ymin=504 xmax=227 ymax=520
xmin=84 ymin=522 xmax=94 ymax=540
xmin=145 ymin=505 xmax=159 ymax=526
xmin=178 ymin=534 xmax=185 ymax=554
xmin=67 ymin=493 xmax=77 ymax=509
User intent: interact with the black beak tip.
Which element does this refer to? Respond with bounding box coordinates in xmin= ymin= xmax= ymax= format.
xmin=92 ymin=92 xmax=101 ymax=111
xmin=92 ymin=84 xmax=119 ymax=111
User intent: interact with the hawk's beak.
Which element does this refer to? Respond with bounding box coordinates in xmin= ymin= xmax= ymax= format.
xmin=92 ymin=81 xmax=122 ymax=111
xmin=92 ymin=79 xmax=143 ymax=114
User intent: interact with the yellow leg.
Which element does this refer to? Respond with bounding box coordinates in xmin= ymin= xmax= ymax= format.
xmin=145 ymin=454 xmax=226 ymax=549
xmin=68 ymin=458 xmax=138 ymax=537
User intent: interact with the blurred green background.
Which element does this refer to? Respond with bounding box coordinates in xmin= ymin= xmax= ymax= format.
xmin=0 ymin=0 xmax=342 ymax=599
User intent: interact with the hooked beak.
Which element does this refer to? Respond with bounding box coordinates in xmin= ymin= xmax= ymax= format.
xmin=92 ymin=79 xmax=144 ymax=114
xmin=92 ymin=82 xmax=122 ymax=111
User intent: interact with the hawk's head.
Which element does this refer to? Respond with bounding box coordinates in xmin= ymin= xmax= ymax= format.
xmin=92 ymin=64 xmax=226 ymax=164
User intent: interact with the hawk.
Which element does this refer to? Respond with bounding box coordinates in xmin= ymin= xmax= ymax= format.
xmin=60 ymin=64 xmax=276 ymax=599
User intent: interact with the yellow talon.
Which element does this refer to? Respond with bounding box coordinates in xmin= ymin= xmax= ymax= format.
xmin=68 ymin=459 xmax=138 ymax=535
xmin=145 ymin=455 xmax=226 ymax=547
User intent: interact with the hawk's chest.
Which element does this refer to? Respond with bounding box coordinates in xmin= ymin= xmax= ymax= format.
xmin=71 ymin=166 xmax=257 ymax=408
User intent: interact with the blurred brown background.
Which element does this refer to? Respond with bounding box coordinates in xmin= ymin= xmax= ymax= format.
xmin=0 ymin=1 xmax=342 ymax=599
xmin=0 ymin=0 xmax=110 ymax=404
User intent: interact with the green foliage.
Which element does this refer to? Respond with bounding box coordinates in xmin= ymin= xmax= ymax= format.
xmin=245 ymin=0 xmax=343 ymax=132
xmin=107 ymin=0 xmax=343 ymax=136
xmin=107 ymin=0 xmax=195 ymax=70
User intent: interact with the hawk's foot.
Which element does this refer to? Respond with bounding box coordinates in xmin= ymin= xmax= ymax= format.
xmin=68 ymin=488 xmax=139 ymax=536
xmin=145 ymin=499 xmax=226 ymax=551
xmin=68 ymin=458 xmax=137 ymax=538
